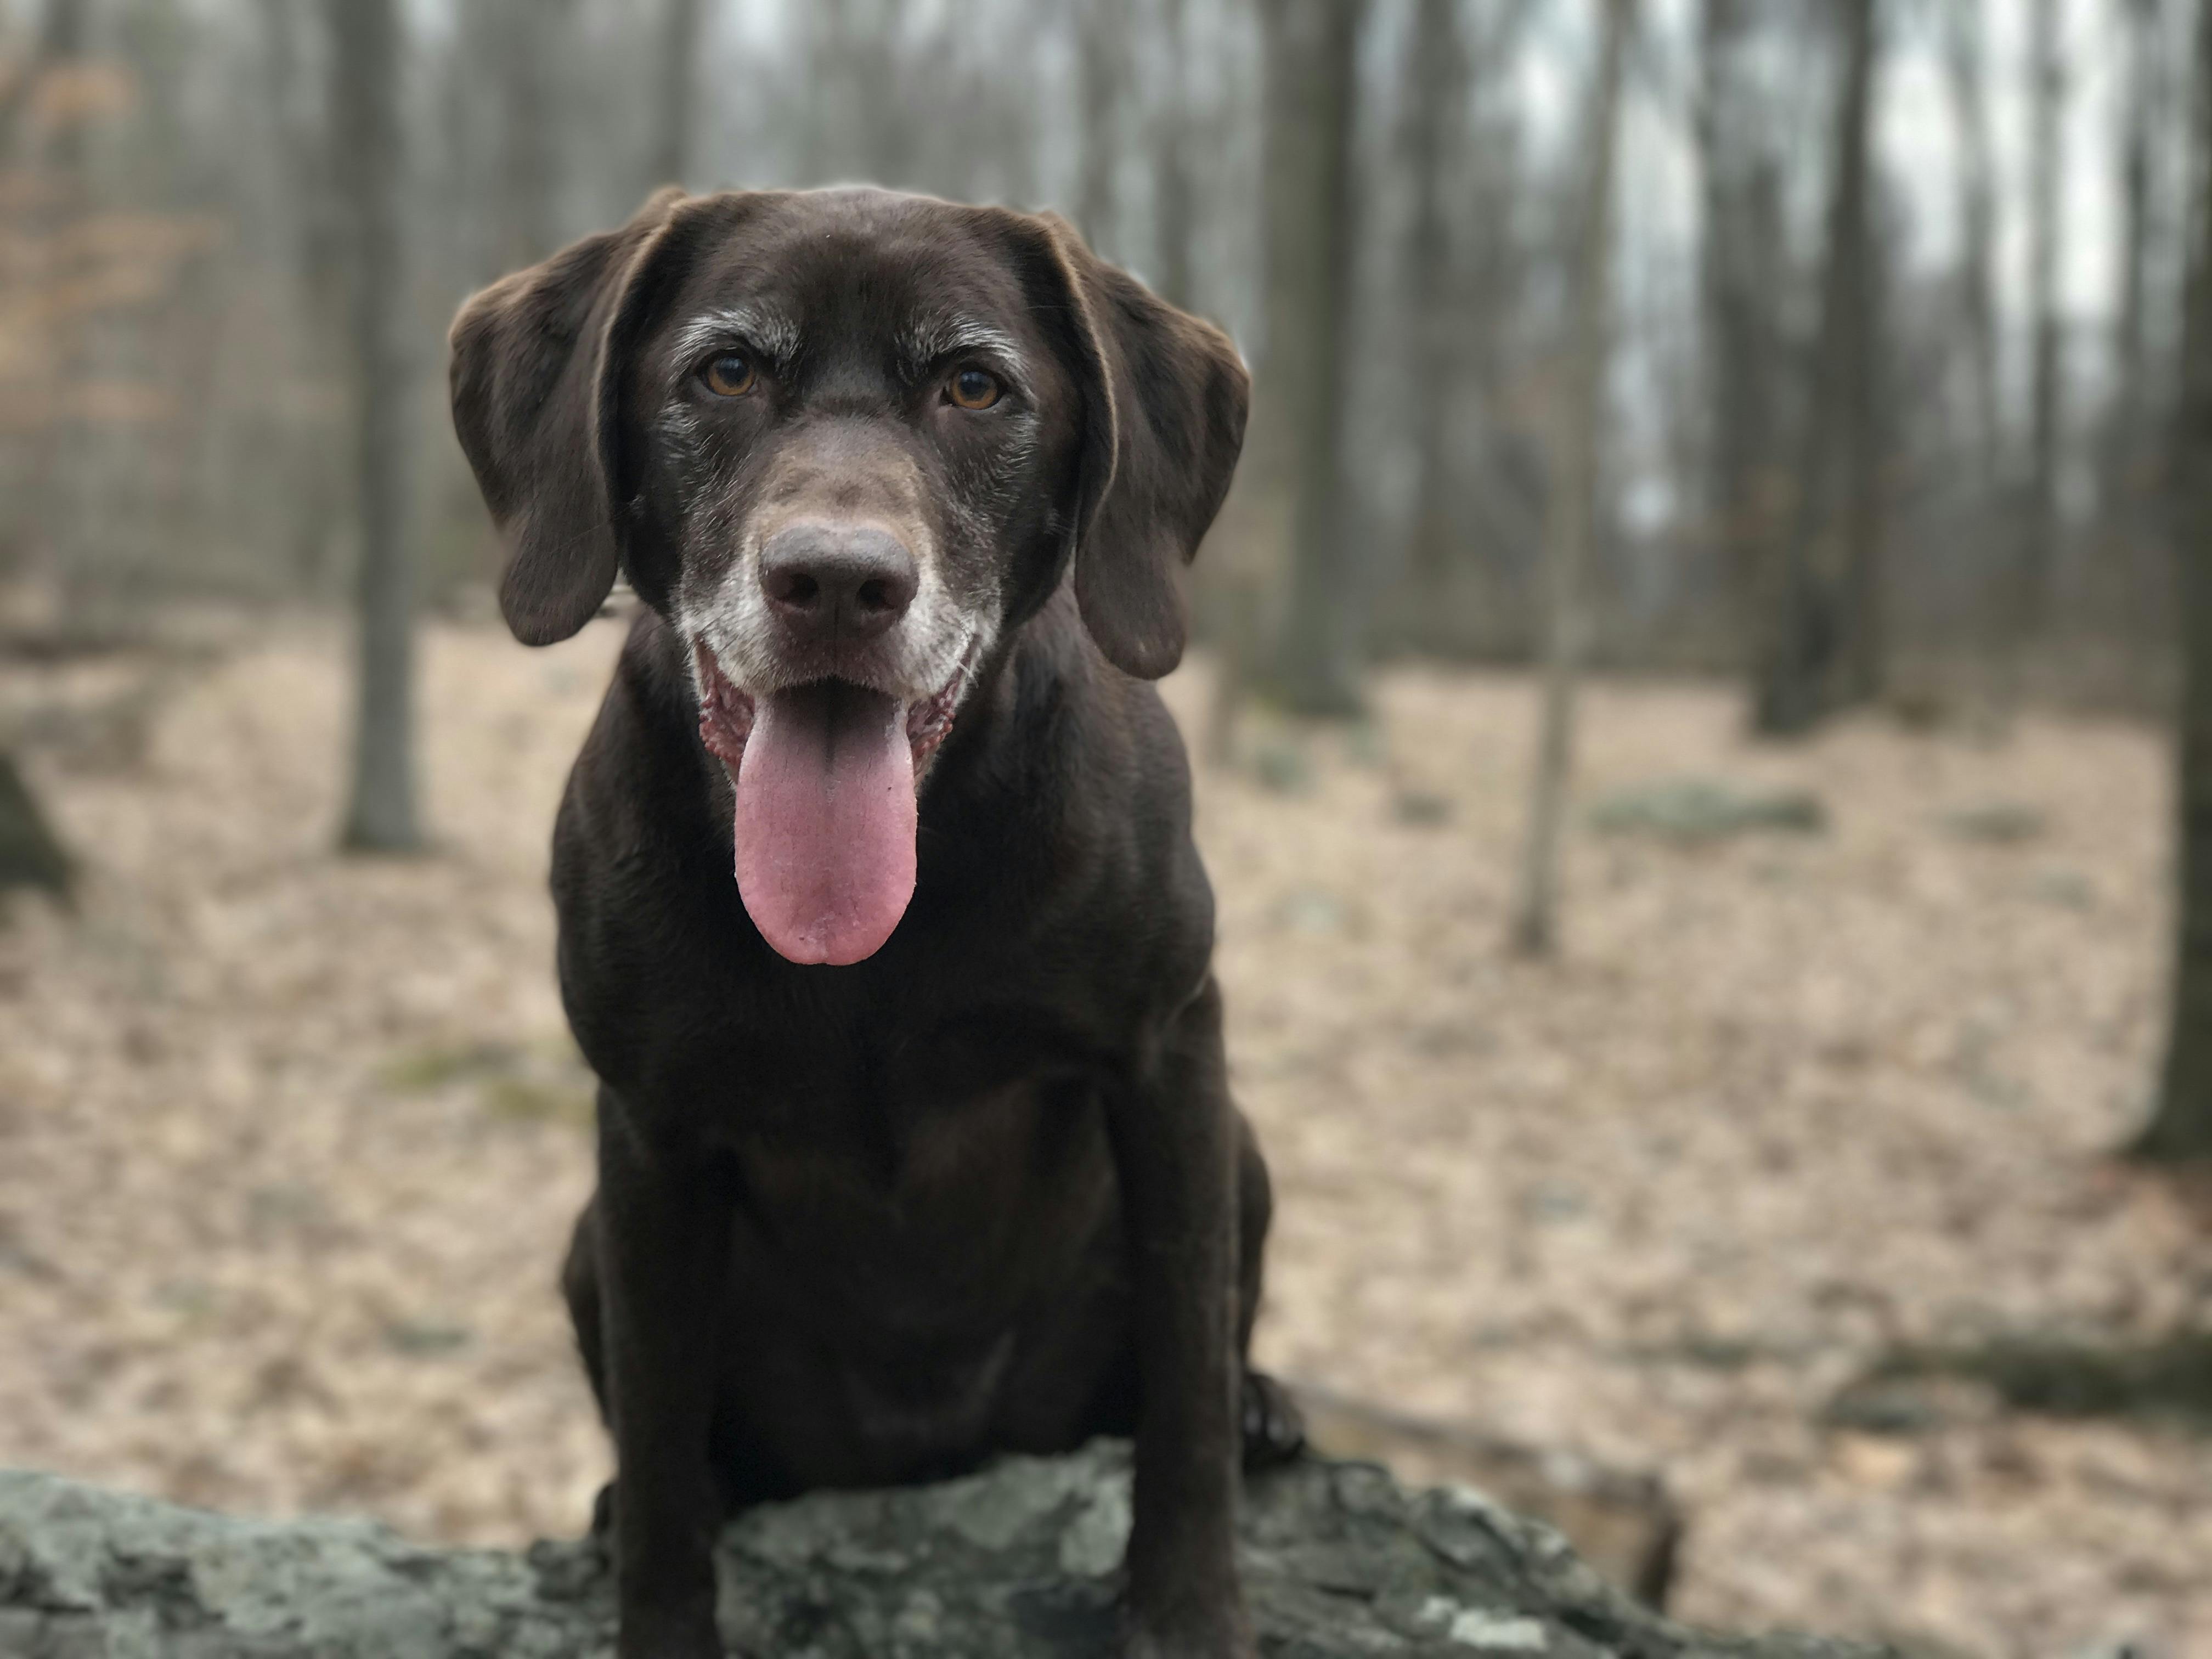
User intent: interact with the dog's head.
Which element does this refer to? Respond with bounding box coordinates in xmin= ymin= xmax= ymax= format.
xmin=450 ymin=187 xmax=1248 ymax=966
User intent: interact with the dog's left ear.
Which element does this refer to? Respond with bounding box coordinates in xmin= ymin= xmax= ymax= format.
xmin=1026 ymin=216 xmax=1250 ymax=680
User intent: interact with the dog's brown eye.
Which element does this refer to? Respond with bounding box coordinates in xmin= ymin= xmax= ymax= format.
xmin=702 ymin=353 xmax=756 ymax=398
xmin=947 ymin=368 xmax=1001 ymax=410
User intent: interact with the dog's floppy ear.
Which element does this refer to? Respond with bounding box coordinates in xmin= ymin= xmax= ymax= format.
xmin=1027 ymin=215 xmax=1250 ymax=680
xmin=448 ymin=187 xmax=685 ymax=646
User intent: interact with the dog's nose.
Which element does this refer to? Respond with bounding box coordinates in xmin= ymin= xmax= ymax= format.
xmin=758 ymin=522 xmax=918 ymax=645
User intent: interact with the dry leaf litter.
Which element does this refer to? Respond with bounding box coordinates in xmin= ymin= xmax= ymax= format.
xmin=1 ymin=616 xmax=2205 ymax=1659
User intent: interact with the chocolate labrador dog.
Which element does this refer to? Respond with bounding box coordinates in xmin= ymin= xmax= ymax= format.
xmin=448 ymin=185 xmax=1301 ymax=1659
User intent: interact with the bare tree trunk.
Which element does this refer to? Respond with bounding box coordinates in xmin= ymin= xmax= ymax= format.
xmin=489 ymin=0 xmax=568 ymax=270
xmin=1944 ymin=0 xmax=2010 ymax=721
xmin=2021 ymin=0 xmax=2066 ymax=646
xmin=331 ymin=0 xmax=421 ymax=854
xmin=18 ymin=0 xmax=88 ymax=617
xmin=1263 ymin=0 xmax=1366 ymax=719
xmin=650 ymin=0 xmax=705 ymax=188
xmin=1751 ymin=0 xmax=1875 ymax=737
xmin=0 ymin=3 xmax=84 ymax=895
xmin=2136 ymin=0 xmax=2212 ymax=1163
xmin=2109 ymin=0 xmax=2169 ymax=686
xmin=1948 ymin=5 xmax=2002 ymax=494
xmin=1076 ymin=0 xmax=1127 ymax=255
xmin=1510 ymin=0 xmax=1630 ymax=959
xmin=2109 ymin=0 xmax=2160 ymax=496
xmin=256 ymin=0 xmax=347 ymax=591
xmin=798 ymin=0 xmax=911 ymax=189
xmin=1149 ymin=0 xmax=1194 ymax=309
xmin=1697 ymin=0 xmax=1778 ymax=656
xmin=1400 ymin=0 xmax=1468 ymax=586
xmin=1944 ymin=1 xmax=2003 ymax=517
xmin=1832 ymin=0 xmax=1884 ymax=708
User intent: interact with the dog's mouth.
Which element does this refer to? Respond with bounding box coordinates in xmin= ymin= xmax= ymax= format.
xmin=693 ymin=641 xmax=973 ymax=967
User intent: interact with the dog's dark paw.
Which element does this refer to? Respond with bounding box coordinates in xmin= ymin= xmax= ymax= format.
xmin=1240 ymin=1369 xmax=1305 ymax=1470
xmin=616 ymin=1609 xmax=724 ymax=1659
xmin=1124 ymin=1615 xmax=1258 ymax=1659
xmin=1123 ymin=1559 xmax=1255 ymax=1658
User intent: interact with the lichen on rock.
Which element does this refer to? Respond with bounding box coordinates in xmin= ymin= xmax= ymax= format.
xmin=0 ymin=1442 xmax=1892 ymax=1657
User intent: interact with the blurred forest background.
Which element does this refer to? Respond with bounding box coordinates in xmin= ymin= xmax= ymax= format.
xmin=0 ymin=0 xmax=2199 ymax=708
xmin=8 ymin=1 xmax=2212 ymax=1655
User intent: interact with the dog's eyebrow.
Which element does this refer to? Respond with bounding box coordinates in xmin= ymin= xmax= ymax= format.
xmin=669 ymin=306 xmax=802 ymax=371
xmin=898 ymin=316 xmax=1022 ymax=371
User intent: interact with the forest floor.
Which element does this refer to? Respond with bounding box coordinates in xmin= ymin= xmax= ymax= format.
xmin=3 ymin=612 xmax=2208 ymax=1659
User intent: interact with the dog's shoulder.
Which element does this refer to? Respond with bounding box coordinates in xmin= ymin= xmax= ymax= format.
xmin=550 ymin=610 xmax=727 ymax=935
xmin=951 ymin=588 xmax=1214 ymax=995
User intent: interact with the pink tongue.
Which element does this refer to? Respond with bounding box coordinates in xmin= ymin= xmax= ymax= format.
xmin=733 ymin=682 xmax=916 ymax=966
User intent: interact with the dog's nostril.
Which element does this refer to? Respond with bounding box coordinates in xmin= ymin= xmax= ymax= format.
xmin=855 ymin=579 xmax=889 ymax=613
xmin=766 ymin=570 xmax=821 ymax=611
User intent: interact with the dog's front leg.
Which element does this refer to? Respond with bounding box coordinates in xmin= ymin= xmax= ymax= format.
xmin=597 ymin=1098 xmax=735 ymax=1659
xmin=1105 ymin=977 xmax=1252 ymax=1659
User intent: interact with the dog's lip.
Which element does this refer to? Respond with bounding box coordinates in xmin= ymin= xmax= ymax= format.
xmin=694 ymin=641 xmax=757 ymax=771
xmin=902 ymin=640 xmax=978 ymax=766
xmin=691 ymin=636 xmax=977 ymax=774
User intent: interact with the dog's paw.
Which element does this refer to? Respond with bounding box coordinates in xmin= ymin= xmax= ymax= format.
xmin=1240 ymin=1369 xmax=1306 ymax=1470
xmin=616 ymin=1611 xmax=724 ymax=1659
xmin=613 ymin=1571 xmax=724 ymax=1659
xmin=1123 ymin=1617 xmax=1258 ymax=1659
xmin=1124 ymin=1582 xmax=1256 ymax=1659
xmin=1124 ymin=1621 xmax=1256 ymax=1659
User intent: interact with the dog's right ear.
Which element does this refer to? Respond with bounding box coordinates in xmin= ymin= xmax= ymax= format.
xmin=449 ymin=188 xmax=684 ymax=646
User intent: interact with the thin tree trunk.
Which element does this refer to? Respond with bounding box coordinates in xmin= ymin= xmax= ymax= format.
xmin=1401 ymin=0 xmax=1468 ymax=586
xmin=2022 ymin=0 xmax=2066 ymax=646
xmin=19 ymin=0 xmax=88 ymax=616
xmin=1949 ymin=5 xmax=2001 ymax=493
xmin=1150 ymin=0 xmax=1194 ymax=309
xmin=1510 ymin=0 xmax=1630 ymax=959
xmin=1945 ymin=0 xmax=2008 ymax=721
xmin=2135 ymin=0 xmax=2212 ymax=1163
xmin=1076 ymin=0 xmax=1127 ymax=253
xmin=256 ymin=0 xmax=346 ymax=590
xmin=799 ymin=0 xmax=905 ymax=187
xmin=1751 ymin=0 xmax=1875 ymax=737
xmin=493 ymin=0 xmax=566 ymax=270
xmin=2109 ymin=0 xmax=2168 ymax=687
xmin=650 ymin=0 xmax=704 ymax=189
xmin=331 ymin=0 xmax=421 ymax=854
xmin=1697 ymin=0 xmax=1773 ymax=654
xmin=1833 ymin=0 xmax=1884 ymax=707
xmin=0 ymin=0 xmax=76 ymax=891
xmin=2109 ymin=0 xmax=2160 ymax=498
xmin=1263 ymin=0 xmax=1366 ymax=719
xmin=1944 ymin=2 xmax=2002 ymax=513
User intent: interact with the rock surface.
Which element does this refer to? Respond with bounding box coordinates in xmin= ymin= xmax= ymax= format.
xmin=0 ymin=1443 xmax=1889 ymax=1658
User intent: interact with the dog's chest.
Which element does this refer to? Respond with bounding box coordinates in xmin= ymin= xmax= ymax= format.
xmin=723 ymin=1061 xmax=1120 ymax=1330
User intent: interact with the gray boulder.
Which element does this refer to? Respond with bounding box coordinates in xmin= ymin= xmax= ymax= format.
xmin=0 ymin=1442 xmax=1888 ymax=1658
